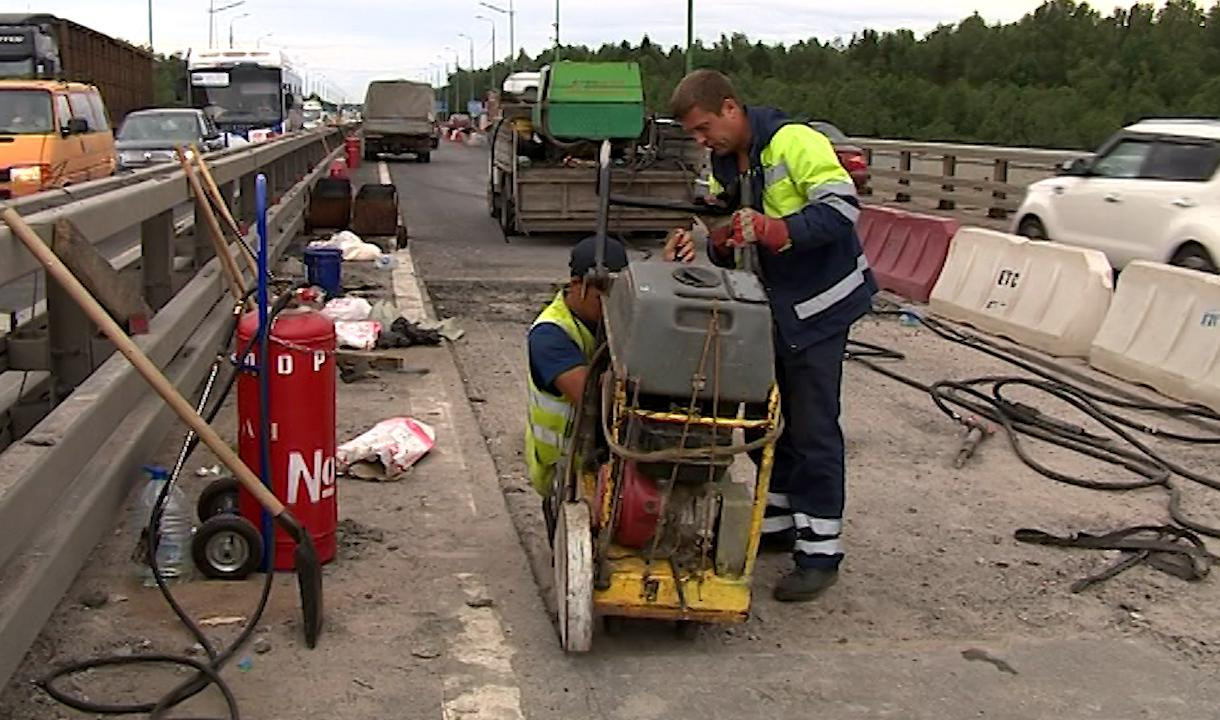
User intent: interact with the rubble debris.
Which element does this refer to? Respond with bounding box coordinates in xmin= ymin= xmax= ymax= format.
xmin=79 ymin=590 xmax=108 ymax=609
xmin=199 ymin=615 xmax=246 ymax=627
xmin=961 ymin=648 xmax=1018 ymax=675
xmin=338 ymin=518 xmax=387 ymax=560
xmin=376 ymin=317 xmax=442 ymax=349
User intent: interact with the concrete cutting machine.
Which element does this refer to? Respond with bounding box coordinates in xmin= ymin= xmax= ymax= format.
xmin=540 ymin=62 xmax=781 ymax=652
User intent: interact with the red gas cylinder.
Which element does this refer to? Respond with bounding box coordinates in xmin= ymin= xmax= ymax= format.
xmin=344 ymin=135 xmax=361 ymax=170
xmin=236 ymin=306 xmax=338 ymax=570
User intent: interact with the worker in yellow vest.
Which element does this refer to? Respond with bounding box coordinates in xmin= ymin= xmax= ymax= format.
xmin=666 ymin=70 xmax=877 ymax=603
xmin=525 ymin=236 xmax=630 ymax=522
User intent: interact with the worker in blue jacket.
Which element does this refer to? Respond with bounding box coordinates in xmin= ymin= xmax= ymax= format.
xmin=665 ymin=70 xmax=876 ymax=602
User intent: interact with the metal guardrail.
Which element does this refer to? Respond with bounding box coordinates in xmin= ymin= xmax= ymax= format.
xmin=853 ymin=138 xmax=1086 ymax=219
xmin=0 ymin=127 xmax=346 ymax=687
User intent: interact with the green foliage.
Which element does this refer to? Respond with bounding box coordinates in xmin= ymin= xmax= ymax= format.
xmin=445 ymin=0 xmax=1220 ymax=149
xmin=152 ymin=53 xmax=188 ymax=107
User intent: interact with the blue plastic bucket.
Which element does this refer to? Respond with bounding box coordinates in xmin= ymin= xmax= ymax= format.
xmin=304 ymin=247 xmax=343 ymax=296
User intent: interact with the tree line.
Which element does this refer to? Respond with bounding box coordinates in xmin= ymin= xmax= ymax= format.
xmin=451 ymin=0 xmax=1220 ymax=150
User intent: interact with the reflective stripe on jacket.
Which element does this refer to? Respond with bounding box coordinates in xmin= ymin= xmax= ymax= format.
xmin=709 ymin=107 xmax=876 ymax=350
xmin=525 ymin=290 xmax=596 ymax=496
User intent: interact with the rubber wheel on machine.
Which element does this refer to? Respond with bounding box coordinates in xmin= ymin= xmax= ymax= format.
xmin=192 ymin=515 xmax=263 ymax=580
xmin=196 ymin=476 xmax=241 ymax=522
xmin=419 ymin=152 xmax=431 ymax=164
xmin=553 ymin=502 xmax=594 ymax=653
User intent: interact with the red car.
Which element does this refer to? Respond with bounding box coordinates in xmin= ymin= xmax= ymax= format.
xmin=810 ymin=121 xmax=870 ymax=194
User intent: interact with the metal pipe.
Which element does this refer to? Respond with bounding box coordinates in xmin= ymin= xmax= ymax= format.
xmin=686 ymin=0 xmax=694 ymax=74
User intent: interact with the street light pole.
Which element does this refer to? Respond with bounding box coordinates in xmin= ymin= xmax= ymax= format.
xmin=148 ymin=0 xmax=153 ymax=51
xmin=459 ymin=32 xmax=475 ymax=108
xmin=686 ymin=0 xmax=694 ymax=74
xmin=476 ymin=15 xmax=496 ymax=94
xmin=478 ymin=0 xmax=514 ymax=75
xmin=229 ymin=12 xmax=249 ymax=48
xmin=553 ymin=0 xmax=560 ymax=62
xmin=208 ymin=0 xmax=246 ymax=49
xmin=447 ymin=47 xmax=461 ymax=114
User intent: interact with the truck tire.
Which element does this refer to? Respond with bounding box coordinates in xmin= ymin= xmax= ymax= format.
xmin=419 ymin=152 xmax=431 ymax=164
xmin=498 ymin=178 xmax=515 ymax=240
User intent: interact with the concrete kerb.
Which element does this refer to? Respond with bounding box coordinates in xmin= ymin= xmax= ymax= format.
xmin=389 ymin=237 xmax=561 ymax=627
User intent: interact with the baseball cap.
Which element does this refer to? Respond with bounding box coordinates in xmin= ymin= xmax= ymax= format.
xmin=569 ymin=235 xmax=629 ymax=278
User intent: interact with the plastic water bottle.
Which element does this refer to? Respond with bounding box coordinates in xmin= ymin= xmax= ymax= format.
xmin=132 ymin=465 xmax=194 ymax=585
xmin=374 ymin=253 xmax=398 ymax=270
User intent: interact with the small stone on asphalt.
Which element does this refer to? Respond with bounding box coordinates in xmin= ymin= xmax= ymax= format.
xmin=80 ymin=590 xmax=108 ymax=609
xmin=466 ymin=596 xmax=494 ymax=608
xmin=253 ymin=637 xmax=272 ymax=654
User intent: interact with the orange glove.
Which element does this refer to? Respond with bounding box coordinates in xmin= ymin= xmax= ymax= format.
xmin=731 ymin=208 xmax=791 ymax=254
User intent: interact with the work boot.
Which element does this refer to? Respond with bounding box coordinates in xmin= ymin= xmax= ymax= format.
xmin=773 ymin=566 xmax=838 ymax=602
xmin=758 ymin=528 xmax=795 ymax=553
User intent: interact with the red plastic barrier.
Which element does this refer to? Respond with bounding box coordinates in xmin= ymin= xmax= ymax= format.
xmin=858 ymin=205 xmax=958 ymax=303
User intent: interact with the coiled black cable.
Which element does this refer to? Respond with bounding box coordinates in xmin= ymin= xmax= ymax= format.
xmin=39 ymin=284 xmax=310 ymax=719
xmin=849 ymin=309 xmax=1220 ymax=539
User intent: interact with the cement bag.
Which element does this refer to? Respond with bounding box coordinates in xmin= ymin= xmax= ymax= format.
xmin=338 ymin=417 xmax=436 ymax=480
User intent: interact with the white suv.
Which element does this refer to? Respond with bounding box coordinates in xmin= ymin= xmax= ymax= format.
xmin=1014 ymin=119 xmax=1220 ymax=273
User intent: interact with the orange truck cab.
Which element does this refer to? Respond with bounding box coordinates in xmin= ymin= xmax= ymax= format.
xmin=0 ymin=79 xmax=117 ymax=199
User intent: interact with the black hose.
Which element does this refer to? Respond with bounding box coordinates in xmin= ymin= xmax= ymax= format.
xmin=851 ymin=309 xmax=1220 ymax=538
xmin=39 ymin=285 xmax=310 ymax=718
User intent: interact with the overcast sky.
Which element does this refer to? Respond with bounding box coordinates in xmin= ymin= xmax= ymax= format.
xmin=25 ymin=1 xmax=1169 ymax=101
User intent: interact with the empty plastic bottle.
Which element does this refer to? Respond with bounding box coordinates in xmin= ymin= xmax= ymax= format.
xmin=132 ymin=465 xmax=194 ymax=585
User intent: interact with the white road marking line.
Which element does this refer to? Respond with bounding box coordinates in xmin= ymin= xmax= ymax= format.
xmin=378 ymin=160 xmax=392 ymax=185
xmin=442 ymin=573 xmax=525 ymax=720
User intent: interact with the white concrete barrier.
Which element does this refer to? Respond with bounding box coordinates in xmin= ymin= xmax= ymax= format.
xmin=929 ymin=227 xmax=1113 ymax=357
xmin=1090 ymin=261 xmax=1220 ymax=412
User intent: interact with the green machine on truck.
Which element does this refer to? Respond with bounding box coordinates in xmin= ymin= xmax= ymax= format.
xmin=488 ymin=61 xmax=703 ymax=236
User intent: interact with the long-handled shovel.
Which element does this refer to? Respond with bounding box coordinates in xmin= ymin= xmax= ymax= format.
xmin=176 ymin=147 xmax=247 ymax=305
xmin=1 ymin=206 xmax=324 ymax=648
xmin=193 ymin=146 xmax=259 ymax=278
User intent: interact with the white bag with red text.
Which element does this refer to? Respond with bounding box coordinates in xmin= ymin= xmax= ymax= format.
xmin=334 ymin=320 xmax=381 ymax=350
xmin=337 ymin=417 xmax=436 ymax=481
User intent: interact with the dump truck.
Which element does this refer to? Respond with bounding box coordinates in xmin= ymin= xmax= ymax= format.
xmin=488 ymin=62 xmax=704 ymax=236
xmin=0 ymin=13 xmax=154 ymax=122
xmin=362 ymin=80 xmax=438 ymax=163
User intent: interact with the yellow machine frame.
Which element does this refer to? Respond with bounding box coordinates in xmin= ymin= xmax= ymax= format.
xmin=576 ymin=377 xmax=781 ymax=624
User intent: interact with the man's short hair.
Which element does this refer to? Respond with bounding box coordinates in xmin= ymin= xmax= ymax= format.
xmin=669 ymin=70 xmax=741 ymax=120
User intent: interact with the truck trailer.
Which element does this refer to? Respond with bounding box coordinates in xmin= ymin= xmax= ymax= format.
xmin=0 ymin=14 xmax=154 ymax=122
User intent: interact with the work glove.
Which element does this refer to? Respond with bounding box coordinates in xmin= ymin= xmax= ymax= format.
xmin=731 ymin=208 xmax=791 ymax=254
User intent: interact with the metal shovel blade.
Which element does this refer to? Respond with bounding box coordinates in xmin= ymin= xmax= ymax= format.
xmin=276 ymin=511 xmax=324 ymax=647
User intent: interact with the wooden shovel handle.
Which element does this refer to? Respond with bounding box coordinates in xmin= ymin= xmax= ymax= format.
xmin=176 ymin=147 xmax=246 ymax=305
xmin=1 ymin=206 xmax=286 ymax=516
xmin=193 ymin=147 xmax=258 ymax=277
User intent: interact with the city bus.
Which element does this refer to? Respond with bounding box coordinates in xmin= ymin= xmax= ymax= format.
xmin=187 ymin=48 xmax=303 ymax=142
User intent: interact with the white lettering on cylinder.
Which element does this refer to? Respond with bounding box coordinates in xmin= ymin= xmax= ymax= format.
xmin=277 ymin=354 xmax=293 ymax=375
xmin=287 ymin=449 xmax=336 ymax=505
xmin=313 ymin=350 xmax=326 ymax=372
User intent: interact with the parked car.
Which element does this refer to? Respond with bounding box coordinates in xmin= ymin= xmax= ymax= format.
xmin=115 ymin=108 xmax=226 ymax=170
xmin=809 ymin=121 xmax=870 ymax=194
xmin=0 ymin=79 xmax=117 ymax=199
xmin=1015 ymin=119 xmax=1220 ymax=273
